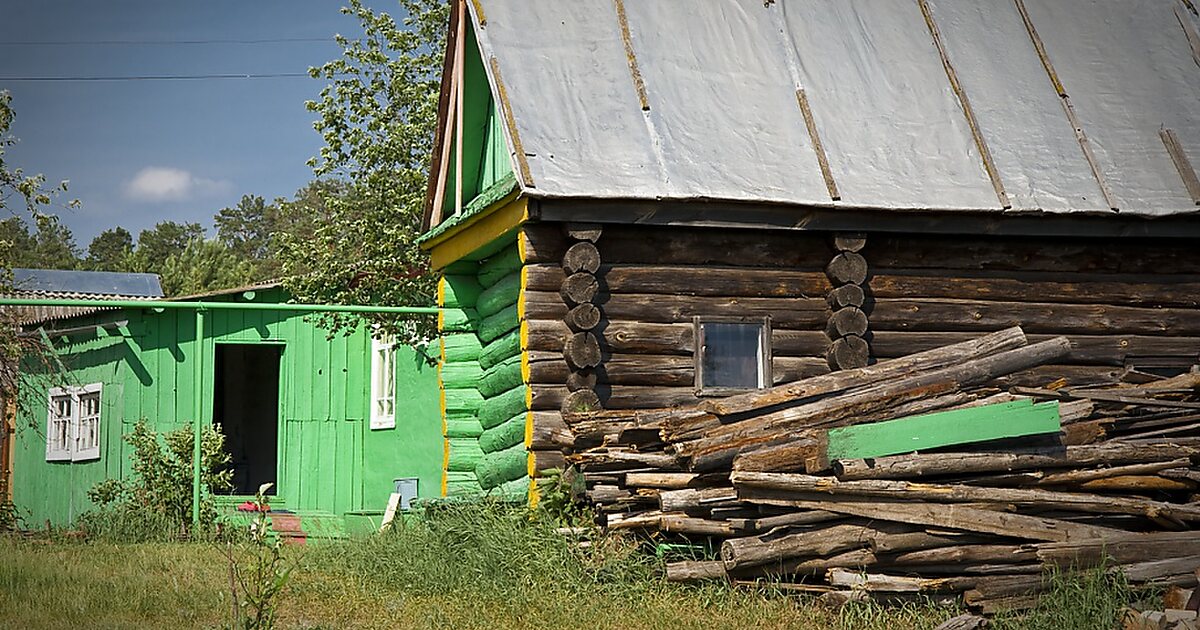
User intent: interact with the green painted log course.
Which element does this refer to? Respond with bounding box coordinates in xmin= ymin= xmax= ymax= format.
xmin=826 ymin=400 xmax=1062 ymax=461
xmin=446 ymin=418 xmax=485 ymax=438
xmin=479 ymin=355 xmax=524 ymax=398
xmin=447 ymin=438 xmax=486 ymax=472
xmin=444 ymin=388 xmax=485 ymax=415
xmin=444 ymin=260 xmax=480 ymax=275
xmin=441 ymin=307 xmax=480 ymax=332
xmin=479 ymin=413 xmax=527 ymax=453
xmin=477 ymin=271 xmax=521 ymax=318
xmin=441 ymin=362 xmax=483 ymax=389
xmin=479 ymin=329 xmax=521 ymax=370
xmin=441 ymin=275 xmax=483 ymax=308
xmin=442 ymin=333 xmax=483 ymax=363
xmin=478 ymin=246 xmax=523 ymax=287
xmin=478 ymin=384 xmax=529 ymax=429
xmin=446 ymin=471 xmax=484 ymax=496
xmin=495 ymin=475 xmax=531 ymax=500
xmin=476 ymin=442 xmax=529 ymax=489
xmin=479 ymin=304 xmax=519 ymax=343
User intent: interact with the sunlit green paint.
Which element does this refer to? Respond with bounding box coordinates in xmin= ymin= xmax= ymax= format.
xmin=12 ymin=288 xmax=442 ymax=527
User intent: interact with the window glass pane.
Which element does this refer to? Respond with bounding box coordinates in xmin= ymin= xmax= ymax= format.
xmin=701 ymin=323 xmax=763 ymax=389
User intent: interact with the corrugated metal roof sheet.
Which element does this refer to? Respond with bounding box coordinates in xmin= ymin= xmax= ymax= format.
xmin=12 ymin=268 xmax=163 ymax=298
xmin=468 ymin=0 xmax=1200 ymax=217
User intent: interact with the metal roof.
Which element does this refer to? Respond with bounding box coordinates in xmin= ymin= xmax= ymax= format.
xmin=12 ymin=268 xmax=163 ymax=298
xmin=467 ymin=0 xmax=1200 ymax=217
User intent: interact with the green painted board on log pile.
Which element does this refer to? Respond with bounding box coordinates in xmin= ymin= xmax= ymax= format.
xmin=478 ymin=246 xmax=523 ymax=287
xmin=446 ymin=418 xmax=485 ymax=438
xmin=478 ymin=385 xmax=528 ymax=429
xmin=441 ymin=275 xmax=483 ymax=308
xmin=477 ymin=271 xmax=521 ymax=318
xmin=440 ymin=362 xmax=483 ymax=389
xmin=441 ymin=308 xmax=480 ymax=332
xmin=476 ymin=442 xmax=528 ymax=489
xmin=479 ymin=413 xmax=526 ymax=453
xmin=479 ymin=329 xmax=521 ymax=371
xmin=826 ymin=400 xmax=1061 ymax=461
xmin=442 ymin=333 xmax=483 ymax=363
xmin=447 ymin=438 xmax=486 ymax=472
xmin=479 ymin=355 xmax=523 ymax=398
xmin=444 ymin=388 xmax=484 ymax=415
xmin=479 ymin=304 xmax=519 ymax=343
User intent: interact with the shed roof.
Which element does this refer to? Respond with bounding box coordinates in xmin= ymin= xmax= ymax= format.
xmin=458 ymin=0 xmax=1200 ymax=218
xmin=12 ymin=268 xmax=163 ymax=298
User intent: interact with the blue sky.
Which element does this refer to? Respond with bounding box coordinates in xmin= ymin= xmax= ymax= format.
xmin=0 ymin=1 xmax=394 ymax=248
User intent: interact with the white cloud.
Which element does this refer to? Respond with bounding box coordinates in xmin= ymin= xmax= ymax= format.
xmin=124 ymin=166 xmax=231 ymax=202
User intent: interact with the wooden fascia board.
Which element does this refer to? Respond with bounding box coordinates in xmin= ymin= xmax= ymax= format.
xmin=427 ymin=195 xmax=528 ymax=270
xmin=422 ymin=0 xmax=463 ymax=232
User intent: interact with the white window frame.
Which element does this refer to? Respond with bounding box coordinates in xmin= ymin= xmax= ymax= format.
xmin=370 ymin=334 xmax=397 ymax=430
xmin=45 ymin=383 xmax=103 ymax=462
xmin=693 ymin=317 xmax=772 ymax=396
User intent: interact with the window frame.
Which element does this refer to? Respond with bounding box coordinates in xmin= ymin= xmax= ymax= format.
xmin=45 ymin=383 xmax=103 ymax=462
xmin=369 ymin=333 xmax=397 ymax=430
xmin=693 ymin=316 xmax=773 ymax=397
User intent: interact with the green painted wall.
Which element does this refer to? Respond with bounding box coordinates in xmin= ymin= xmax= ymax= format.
xmin=12 ymin=288 xmax=442 ymax=527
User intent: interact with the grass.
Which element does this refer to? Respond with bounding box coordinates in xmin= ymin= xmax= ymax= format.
xmin=0 ymin=503 xmax=1139 ymax=629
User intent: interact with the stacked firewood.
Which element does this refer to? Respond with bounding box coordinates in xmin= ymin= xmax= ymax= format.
xmin=560 ymin=326 xmax=1200 ymax=613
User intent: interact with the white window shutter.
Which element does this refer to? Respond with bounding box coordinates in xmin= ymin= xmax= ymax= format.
xmin=72 ymin=383 xmax=102 ymax=462
xmin=45 ymin=387 xmax=73 ymax=462
xmin=370 ymin=335 xmax=397 ymax=430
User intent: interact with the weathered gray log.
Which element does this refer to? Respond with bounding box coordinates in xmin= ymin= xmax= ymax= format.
xmin=869 ymin=531 xmax=993 ymax=554
xmin=563 ymin=332 xmax=601 ymax=370
xmin=872 ymin=331 xmax=1200 ymax=367
xmin=827 ymin=283 xmax=866 ymax=309
xmin=826 ymin=568 xmax=982 ymax=594
xmin=1036 ymin=459 xmax=1191 ymax=487
xmin=565 ymin=369 xmax=597 ymax=392
xmin=870 ymin=273 xmax=1200 ymax=308
xmin=680 ymin=337 xmax=1071 ymax=471
xmin=562 ymin=241 xmax=601 ymax=275
xmin=833 ymin=442 xmax=1200 ymax=480
xmin=528 ymin=411 xmax=575 ymax=450
xmin=659 ymin=487 xmax=738 ymax=512
xmin=826 ymin=252 xmax=868 ymax=285
xmin=665 ymin=560 xmax=727 ymax=582
xmin=529 ymin=351 xmax=828 ymax=388
xmin=732 ymin=471 xmax=1200 ymax=522
xmin=870 ymin=299 xmax=1200 ymax=337
xmin=525 ymin=319 xmax=831 ymax=356
xmin=564 ymin=303 xmax=601 ymax=332
xmin=1035 ymin=531 xmax=1200 ymax=568
xmin=597 ymin=224 xmax=831 ymax=269
xmin=721 ymin=522 xmax=891 ymax=570
xmin=933 ymin=614 xmax=991 ymax=630
xmin=526 ymin=263 xmax=833 ymax=298
xmin=533 ymin=384 xmax=705 ymax=411
xmin=736 ymin=491 xmax=1116 ymax=542
xmin=697 ymin=326 xmax=1027 ymax=420
xmin=725 ymin=509 xmax=843 ymax=533
xmin=832 ymin=233 xmax=867 ymax=253
xmin=623 ymin=472 xmax=699 ymax=489
xmin=562 ymin=222 xmax=603 ymax=243
xmin=887 ymin=545 xmax=1038 ymax=567
xmin=826 ymin=307 xmax=869 ymax=338
xmin=559 ymin=273 xmax=599 ymax=306
xmin=826 ymin=334 xmax=869 ymax=370
xmin=560 ymin=389 xmax=601 ymax=414
xmin=520 ymin=224 xmax=567 ymax=263
xmin=661 ymin=515 xmax=737 ymax=536
xmin=524 ymin=290 xmax=832 ymax=328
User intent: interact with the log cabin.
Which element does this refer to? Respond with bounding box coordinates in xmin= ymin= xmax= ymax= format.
xmin=417 ymin=0 xmax=1200 ymax=503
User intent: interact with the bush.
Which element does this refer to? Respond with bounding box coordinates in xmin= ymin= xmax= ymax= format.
xmin=82 ymin=420 xmax=232 ymax=540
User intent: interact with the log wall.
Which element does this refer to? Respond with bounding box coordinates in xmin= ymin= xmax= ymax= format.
xmin=519 ymin=222 xmax=1200 ymax=416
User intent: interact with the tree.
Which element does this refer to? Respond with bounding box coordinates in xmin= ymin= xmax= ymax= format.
xmin=158 ymin=238 xmax=255 ymax=297
xmin=86 ymin=227 xmax=134 ymax=271
xmin=126 ymin=221 xmax=204 ymax=274
xmin=215 ymin=194 xmax=274 ymax=261
xmin=278 ymin=0 xmax=448 ymax=341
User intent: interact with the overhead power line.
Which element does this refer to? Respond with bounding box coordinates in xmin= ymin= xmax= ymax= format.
xmin=0 ymin=73 xmax=315 ymax=82
xmin=0 ymin=37 xmax=339 ymax=46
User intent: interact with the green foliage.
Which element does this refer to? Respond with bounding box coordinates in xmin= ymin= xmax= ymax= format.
xmin=85 ymin=227 xmax=133 ymax=270
xmin=279 ymin=0 xmax=449 ymax=342
xmin=0 ymin=215 xmax=80 ymax=270
xmin=992 ymin=566 xmax=1135 ymax=630
xmin=223 ymin=483 xmax=293 ymax=630
xmin=535 ymin=467 xmax=592 ymax=527
xmin=83 ymin=421 xmax=233 ymax=539
xmin=158 ymin=238 xmax=256 ymax=297
xmin=124 ymin=220 xmax=205 ymax=273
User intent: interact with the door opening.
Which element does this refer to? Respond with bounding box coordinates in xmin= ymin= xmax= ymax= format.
xmin=213 ymin=344 xmax=282 ymax=495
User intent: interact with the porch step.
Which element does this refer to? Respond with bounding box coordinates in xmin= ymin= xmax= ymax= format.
xmin=219 ymin=508 xmax=348 ymax=545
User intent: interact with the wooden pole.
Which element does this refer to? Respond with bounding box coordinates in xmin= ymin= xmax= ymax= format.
xmin=454 ymin=0 xmax=465 ymax=215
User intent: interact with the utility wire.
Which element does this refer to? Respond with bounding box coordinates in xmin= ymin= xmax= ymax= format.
xmin=0 ymin=38 xmax=340 ymax=45
xmin=0 ymin=73 xmax=315 ymax=82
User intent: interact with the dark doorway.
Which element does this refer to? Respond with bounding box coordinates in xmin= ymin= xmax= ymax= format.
xmin=213 ymin=344 xmax=282 ymax=495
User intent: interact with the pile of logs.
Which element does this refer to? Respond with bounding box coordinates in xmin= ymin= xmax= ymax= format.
xmin=560 ymin=326 xmax=1200 ymax=612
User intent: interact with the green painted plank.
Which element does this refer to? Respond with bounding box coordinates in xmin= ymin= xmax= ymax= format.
xmin=475 ymin=442 xmax=528 ymax=490
xmin=477 ymin=246 xmax=522 ymax=288
xmin=440 ymin=362 xmax=483 ymax=390
xmin=477 ymin=385 xmax=528 ymax=430
xmin=479 ymin=413 xmax=526 ymax=454
xmin=478 ymin=329 xmax=521 ymax=371
xmin=446 ymin=471 xmax=484 ymax=497
xmin=442 ymin=333 xmax=484 ymax=363
xmin=476 ymin=271 xmax=521 ymax=318
xmin=826 ymin=400 xmax=1061 ymax=461
xmin=442 ymin=275 xmax=484 ymax=309
xmin=447 ymin=438 xmax=486 ymax=472
xmin=478 ymin=355 xmax=523 ymax=398
xmin=492 ymin=476 xmax=530 ymax=502
xmin=478 ymin=304 xmax=519 ymax=344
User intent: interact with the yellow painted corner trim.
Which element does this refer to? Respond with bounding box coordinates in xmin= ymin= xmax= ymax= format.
xmin=428 ymin=195 xmax=527 ymax=269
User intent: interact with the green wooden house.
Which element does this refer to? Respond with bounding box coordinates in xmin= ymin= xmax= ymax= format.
xmin=9 ymin=281 xmax=443 ymax=531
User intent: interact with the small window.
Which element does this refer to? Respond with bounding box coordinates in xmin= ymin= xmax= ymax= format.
xmin=370 ymin=334 xmax=397 ymax=430
xmin=45 ymin=383 xmax=103 ymax=462
xmin=694 ymin=318 xmax=771 ymax=395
